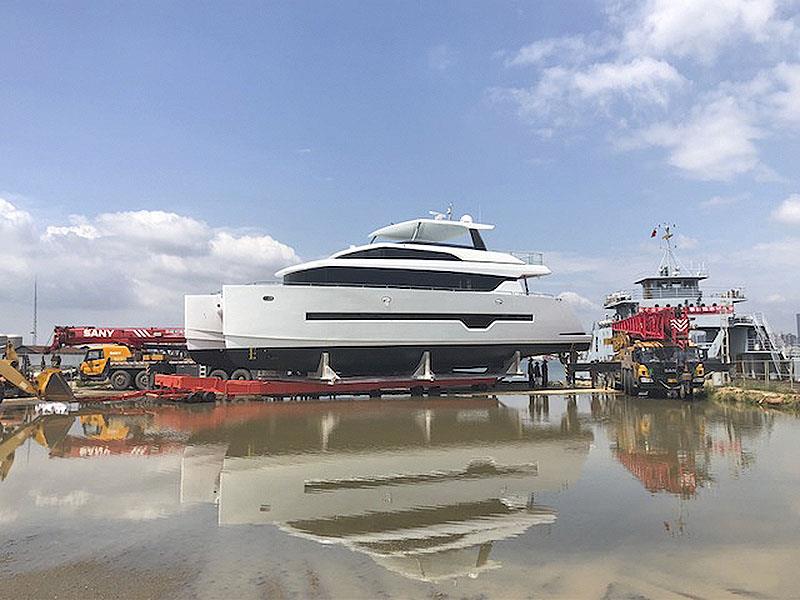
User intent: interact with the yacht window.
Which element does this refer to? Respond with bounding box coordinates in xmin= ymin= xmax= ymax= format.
xmin=340 ymin=247 xmax=460 ymax=260
xmin=284 ymin=266 xmax=509 ymax=291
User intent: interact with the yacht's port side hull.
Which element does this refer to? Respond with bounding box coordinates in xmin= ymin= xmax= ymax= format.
xmin=217 ymin=284 xmax=589 ymax=376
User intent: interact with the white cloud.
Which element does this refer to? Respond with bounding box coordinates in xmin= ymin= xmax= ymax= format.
xmin=506 ymin=35 xmax=599 ymax=67
xmin=619 ymin=0 xmax=795 ymax=63
xmin=772 ymin=194 xmax=800 ymax=224
xmin=210 ymin=232 xmax=298 ymax=268
xmin=675 ymin=233 xmax=699 ymax=249
xmin=760 ymin=62 xmax=800 ymax=126
xmin=700 ymin=195 xmax=744 ymax=208
xmin=0 ymin=197 xmax=32 ymax=229
xmin=630 ymin=96 xmax=763 ymax=180
xmin=570 ymin=57 xmax=683 ymax=102
xmin=492 ymin=2 xmax=800 ymax=179
xmin=491 ymin=57 xmax=683 ymax=121
xmin=428 ymin=44 xmax=457 ymax=71
xmin=558 ymin=291 xmax=601 ymax=311
xmin=0 ymin=197 xmax=300 ymax=338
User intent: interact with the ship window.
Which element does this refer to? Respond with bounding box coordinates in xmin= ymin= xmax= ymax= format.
xmin=284 ymin=266 xmax=509 ymax=291
xmin=340 ymin=247 xmax=460 ymax=261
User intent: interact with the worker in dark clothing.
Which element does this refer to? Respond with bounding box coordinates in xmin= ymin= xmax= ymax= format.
xmin=527 ymin=359 xmax=536 ymax=388
xmin=541 ymin=360 xmax=549 ymax=389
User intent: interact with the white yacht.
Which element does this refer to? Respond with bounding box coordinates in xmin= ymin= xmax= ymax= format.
xmin=187 ymin=215 xmax=590 ymax=377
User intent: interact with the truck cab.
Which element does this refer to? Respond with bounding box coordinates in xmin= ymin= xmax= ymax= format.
xmin=619 ymin=342 xmax=705 ymax=398
xmin=80 ymin=345 xmax=133 ymax=379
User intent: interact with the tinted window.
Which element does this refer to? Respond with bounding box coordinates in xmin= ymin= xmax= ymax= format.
xmin=284 ymin=267 xmax=508 ymax=291
xmin=340 ymin=247 xmax=460 ymax=260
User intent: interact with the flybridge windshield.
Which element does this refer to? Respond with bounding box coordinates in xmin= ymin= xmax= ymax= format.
xmin=369 ymin=218 xmax=493 ymax=250
xmin=372 ymin=228 xmax=488 ymax=250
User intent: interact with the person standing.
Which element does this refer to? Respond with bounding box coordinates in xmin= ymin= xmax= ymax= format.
xmin=541 ymin=359 xmax=549 ymax=389
xmin=527 ymin=359 xmax=536 ymax=388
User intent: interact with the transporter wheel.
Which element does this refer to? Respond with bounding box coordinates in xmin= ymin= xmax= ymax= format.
xmin=208 ymin=369 xmax=228 ymax=380
xmin=110 ymin=370 xmax=133 ymax=391
xmin=134 ymin=370 xmax=150 ymax=391
xmin=230 ymin=368 xmax=252 ymax=381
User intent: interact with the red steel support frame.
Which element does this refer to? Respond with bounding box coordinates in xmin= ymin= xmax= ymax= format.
xmin=154 ymin=373 xmax=499 ymax=398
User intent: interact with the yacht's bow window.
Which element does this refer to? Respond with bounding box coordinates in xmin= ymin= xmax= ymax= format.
xmin=284 ymin=266 xmax=509 ymax=291
xmin=340 ymin=247 xmax=460 ymax=260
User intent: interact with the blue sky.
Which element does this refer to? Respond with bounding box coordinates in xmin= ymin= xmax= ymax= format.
xmin=2 ymin=1 xmax=800 ymax=339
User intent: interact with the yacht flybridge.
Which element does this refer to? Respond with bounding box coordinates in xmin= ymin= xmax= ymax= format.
xmin=185 ymin=215 xmax=590 ymax=378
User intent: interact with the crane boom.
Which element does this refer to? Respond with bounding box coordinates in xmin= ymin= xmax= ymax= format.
xmin=611 ymin=307 xmax=689 ymax=348
xmin=47 ymin=326 xmax=186 ymax=352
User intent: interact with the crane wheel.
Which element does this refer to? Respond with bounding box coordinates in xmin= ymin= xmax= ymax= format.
xmin=208 ymin=369 xmax=228 ymax=380
xmin=230 ymin=368 xmax=251 ymax=381
xmin=134 ymin=370 xmax=150 ymax=391
xmin=110 ymin=370 xmax=133 ymax=390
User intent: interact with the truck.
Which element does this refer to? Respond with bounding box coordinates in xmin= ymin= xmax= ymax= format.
xmin=612 ymin=307 xmax=705 ymax=399
xmin=47 ymin=326 xmax=193 ymax=391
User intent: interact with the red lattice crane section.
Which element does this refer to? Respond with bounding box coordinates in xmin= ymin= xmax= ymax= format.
xmin=611 ymin=307 xmax=689 ymax=348
xmin=47 ymin=326 xmax=186 ymax=352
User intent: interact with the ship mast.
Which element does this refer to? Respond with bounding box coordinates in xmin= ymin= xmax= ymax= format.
xmin=656 ymin=224 xmax=685 ymax=277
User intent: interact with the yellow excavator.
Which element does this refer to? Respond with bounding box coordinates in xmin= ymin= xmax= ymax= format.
xmin=0 ymin=341 xmax=75 ymax=403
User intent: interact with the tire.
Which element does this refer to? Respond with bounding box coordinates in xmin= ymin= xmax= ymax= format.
xmin=208 ymin=369 xmax=228 ymax=380
xmin=110 ymin=370 xmax=132 ymax=391
xmin=134 ymin=370 xmax=150 ymax=391
xmin=230 ymin=368 xmax=252 ymax=381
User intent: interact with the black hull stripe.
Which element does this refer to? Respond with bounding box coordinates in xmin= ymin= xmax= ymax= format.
xmin=306 ymin=312 xmax=533 ymax=329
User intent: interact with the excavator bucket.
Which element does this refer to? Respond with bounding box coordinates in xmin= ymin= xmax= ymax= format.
xmin=34 ymin=369 xmax=76 ymax=403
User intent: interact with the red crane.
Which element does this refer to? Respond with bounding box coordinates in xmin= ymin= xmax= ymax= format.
xmin=47 ymin=326 xmax=186 ymax=352
xmin=611 ymin=307 xmax=690 ymax=348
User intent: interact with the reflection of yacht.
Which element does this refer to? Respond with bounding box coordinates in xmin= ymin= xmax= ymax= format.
xmin=587 ymin=227 xmax=785 ymax=375
xmin=180 ymin=400 xmax=592 ymax=581
xmin=186 ymin=215 xmax=589 ymax=377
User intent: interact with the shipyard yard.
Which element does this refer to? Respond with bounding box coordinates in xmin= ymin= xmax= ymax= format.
xmin=1 ymin=393 xmax=798 ymax=599
xmin=5 ymin=1 xmax=800 ymax=599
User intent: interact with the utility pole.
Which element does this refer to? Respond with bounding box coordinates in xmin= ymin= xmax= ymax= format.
xmin=31 ymin=276 xmax=38 ymax=346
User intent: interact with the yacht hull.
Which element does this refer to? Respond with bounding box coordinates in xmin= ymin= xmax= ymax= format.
xmin=200 ymin=284 xmax=589 ymax=376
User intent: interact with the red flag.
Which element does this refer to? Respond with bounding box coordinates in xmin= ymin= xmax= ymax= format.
xmin=650 ymin=228 xmax=657 ymax=238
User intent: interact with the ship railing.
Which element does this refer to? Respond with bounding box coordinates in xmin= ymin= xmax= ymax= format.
xmin=731 ymin=358 xmax=800 ymax=387
xmin=508 ymin=251 xmax=544 ymax=265
xmin=604 ymin=287 xmax=747 ymax=306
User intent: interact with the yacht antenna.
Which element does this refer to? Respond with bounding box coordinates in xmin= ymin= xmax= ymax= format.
xmin=428 ymin=203 xmax=454 ymax=221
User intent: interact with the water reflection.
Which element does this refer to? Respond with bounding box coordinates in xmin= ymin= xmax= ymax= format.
xmin=0 ymin=393 xmax=778 ymax=587
xmin=596 ymin=395 xmax=771 ymax=499
xmin=210 ymin=397 xmax=591 ymax=582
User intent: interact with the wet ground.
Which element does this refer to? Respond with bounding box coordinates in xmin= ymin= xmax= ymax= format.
xmin=1 ymin=393 xmax=798 ymax=599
